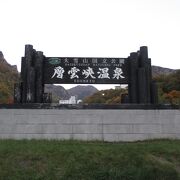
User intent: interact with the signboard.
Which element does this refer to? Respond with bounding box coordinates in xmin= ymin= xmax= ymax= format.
xmin=43 ymin=57 xmax=129 ymax=84
xmin=15 ymin=45 xmax=158 ymax=104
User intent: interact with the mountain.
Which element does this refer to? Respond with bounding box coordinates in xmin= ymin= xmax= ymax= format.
xmin=44 ymin=84 xmax=70 ymax=102
xmin=0 ymin=51 xmax=19 ymax=103
xmin=152 ymin=66 xmax=177 ymax=77
xmin=67 ymin=85 xmax=98 ymax=100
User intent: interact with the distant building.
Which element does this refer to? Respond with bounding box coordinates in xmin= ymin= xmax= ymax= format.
xmin=59 ymin=96 xmax=76 ymax=104
xmin=115 ymin=86 xmax=121 ymax=89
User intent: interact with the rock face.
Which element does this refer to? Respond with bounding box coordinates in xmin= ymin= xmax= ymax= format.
xmin=0 ymin=51 xmax=5 ymax=62
xmin=0 ymin=51 xmax=18 ymax=72
xmin=0 ymin=51 xmax=19 ymax=75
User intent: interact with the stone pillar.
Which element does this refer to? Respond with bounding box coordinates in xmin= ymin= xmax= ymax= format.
xmin=151 ymin=81 xmax=158 ymax=104
xmin=128 ymin=52 xmax=139 ymax=103
xmin=26 ymin=67 xmax=36 ymax=103
xmin=20 ymin=45 xmax=37 ymax=103
xmin=25 ymin=45 xmax=36 ymax=103
xmin=19 ymin=45 xmax=47 ymax=103
xmin=21 ymin=57 xmax=26 ymax=103
xmin=138 ymin=46 xmax=152 ymax=104
xmin=138 ymin=68 xmax=146 ymax=103
xmin=127 ymin=46 xmax=157 ymax=104
xmin=34 ymin=51 xmax=44 ymax=103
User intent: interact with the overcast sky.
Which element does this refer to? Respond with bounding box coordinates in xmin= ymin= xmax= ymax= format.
xmin=0 ymin=0 xmax=180 ymax=90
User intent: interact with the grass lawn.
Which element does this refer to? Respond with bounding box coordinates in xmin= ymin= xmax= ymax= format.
xmin=0 ymin=139 xmax=180 ymax=180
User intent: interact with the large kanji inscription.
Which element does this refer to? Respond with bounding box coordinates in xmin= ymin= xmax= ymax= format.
xmin=43 ymin=57 xmax=128 ymax=84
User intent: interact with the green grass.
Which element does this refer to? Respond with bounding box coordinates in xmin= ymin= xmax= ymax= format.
xmin=0 ymin=139 xmax=180 ymax=180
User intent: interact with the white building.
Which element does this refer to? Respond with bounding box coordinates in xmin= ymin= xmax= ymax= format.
xmin=59 ymin=96 xmax=76 ymax=104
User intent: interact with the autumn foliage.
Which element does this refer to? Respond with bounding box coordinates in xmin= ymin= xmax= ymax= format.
xmin=154 ymin=70 xmax=180 ymax=105
xmin=0 ymin=61 xmax=19 ymax=104
xmin=163 ymin=90 xmax=180 ymax=105
xmin=83 ymin=88 xmax=127 ymax=104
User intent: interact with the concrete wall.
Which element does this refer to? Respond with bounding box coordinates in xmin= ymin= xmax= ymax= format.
xmin=0 ymin=109 xmax=179 ymax=141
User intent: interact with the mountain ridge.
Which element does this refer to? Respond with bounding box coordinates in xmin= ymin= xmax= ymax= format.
xmin=67 ymin=85 xmax=98 ymax=100
xmin=152 ymin=65 xmax=177 ymax=77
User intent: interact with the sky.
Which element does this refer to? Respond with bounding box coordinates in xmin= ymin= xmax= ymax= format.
xmin=0 ymin=0 xmax=180 ymax=90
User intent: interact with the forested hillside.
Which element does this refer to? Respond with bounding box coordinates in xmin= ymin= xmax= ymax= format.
xmin=0 ymin=51 xmax=19 ymax=103
xmin=83 ymin=88 xmax=127 ymax=104
xmin=68 ymin=85 xmax=98 ymax=100
xmin=153 ymin=70 xmax=180 ymax=105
